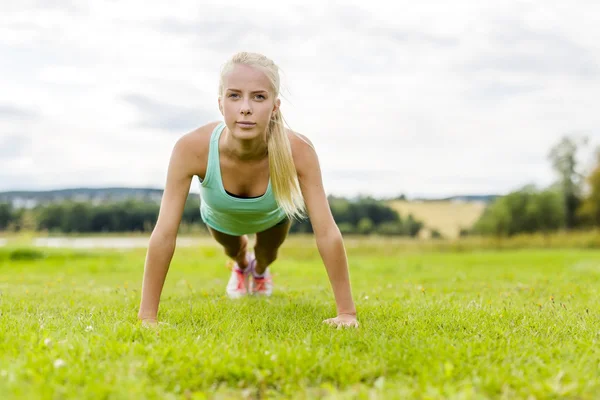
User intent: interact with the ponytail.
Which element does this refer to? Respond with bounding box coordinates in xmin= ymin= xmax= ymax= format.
xmin=267 ymin=109 xmax=306 ymax=220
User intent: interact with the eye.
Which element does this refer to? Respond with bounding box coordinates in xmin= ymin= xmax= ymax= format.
xmin=227 ymin=93 xmax=239 ymax=98
xmin=255 ymin=94 xmax=266 ymax=100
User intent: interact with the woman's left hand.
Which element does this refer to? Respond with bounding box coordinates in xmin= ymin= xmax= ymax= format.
xmin=323 ymin=313 xmax=359 ymax=328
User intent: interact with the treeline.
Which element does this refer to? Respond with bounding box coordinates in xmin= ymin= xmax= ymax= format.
xmin=293 ymin=196 xmax=423 ymax=236
xmin=0 ymin=196 xmax=423 ymax=237
xmin=471 ymin=135 xmax=600 ymax=237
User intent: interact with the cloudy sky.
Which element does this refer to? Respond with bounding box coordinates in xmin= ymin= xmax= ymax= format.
xmin=1 ymin=0 xmax=599 ymax=198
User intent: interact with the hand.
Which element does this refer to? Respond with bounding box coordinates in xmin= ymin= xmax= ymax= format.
xmin=323 ymin=313 xmax=359 ymax=328
xmin=140 ymin=318 xmax=158 ymax=328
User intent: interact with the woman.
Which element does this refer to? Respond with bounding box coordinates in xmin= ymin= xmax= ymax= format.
xmin=137 ymin=52 xmax=358 ymax=328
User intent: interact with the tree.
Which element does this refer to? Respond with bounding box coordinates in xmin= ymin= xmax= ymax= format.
xmin=472 ymin=185 xmax=564 ymax=237
xmin=578 ymin=148 xmax=600 ymax=226
xmin=548 ymin=135 xmax=588 ymax=229
xmin=405 ymin=214 xmax=423 ymax=237
xmin=0 ymin=203 xmax=12 ymax=230
xmin=357 ymin=217 xmax=374 ymax=234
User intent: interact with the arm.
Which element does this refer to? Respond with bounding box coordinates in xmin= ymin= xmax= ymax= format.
xmin=137 ymin=137 xmax=195 ymax=324
xmin=294 ymin=135 xmax=358 ymax=326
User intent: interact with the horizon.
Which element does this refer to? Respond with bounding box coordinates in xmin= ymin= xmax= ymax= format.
xmin=0 ymin=184 xmax=502 ymax=201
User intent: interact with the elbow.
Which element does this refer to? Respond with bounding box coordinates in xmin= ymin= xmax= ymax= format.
xmin=315 ymin=225 xmax=342 ymax=244
xmin=149 ymin=227 xmax=178 ymax=251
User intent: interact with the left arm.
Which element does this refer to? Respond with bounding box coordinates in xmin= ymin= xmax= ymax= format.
xmin=292 ymin=133 xmax=358 ymax=327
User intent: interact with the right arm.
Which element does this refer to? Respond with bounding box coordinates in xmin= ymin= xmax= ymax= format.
xmin=137 ymin=137 xmax=196 ymax=324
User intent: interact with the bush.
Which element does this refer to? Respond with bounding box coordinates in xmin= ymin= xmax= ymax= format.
xmin=357 ymin=218 xmax=374 ymax=235
xmin=375 ymin=222 xmax=405 ymax=236
xmin=472 ymin=185 xmax=564 ymax=237
xmin=338 ymin=222 xmax=355 ymax=235
xmin=431 ymin=229 xmax=443 ymax=239
xmin=9 ymin=248 xmax=45 ymax=261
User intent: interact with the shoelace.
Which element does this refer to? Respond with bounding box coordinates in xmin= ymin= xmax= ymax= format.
xmin=254 ymin=277 xmax=264 ymax=291
xmin=253 ymin=275 xmax=271 ymax=291
xmin=235 ymin=269 xmax=246 ymax=291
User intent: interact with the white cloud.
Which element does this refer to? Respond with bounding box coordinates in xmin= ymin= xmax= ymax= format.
xmin=0 ymin=0 xmax=599 ymax=198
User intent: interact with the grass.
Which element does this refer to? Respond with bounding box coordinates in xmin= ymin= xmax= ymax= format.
xmin=388 ymin=200 xmax=486 ymax=239
xmin=2 ymin=236 xmax=600 ymax=399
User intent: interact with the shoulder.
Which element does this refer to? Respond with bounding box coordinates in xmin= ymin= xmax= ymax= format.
xmin=171 ymin=121 xmax=222 ymax=175
xmin=286 ymin=129 xmax=319 ymax=178
xmin=174 ymin=121 xmax=221 ymax=153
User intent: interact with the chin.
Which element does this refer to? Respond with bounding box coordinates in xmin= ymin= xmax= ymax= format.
xmin=229 ymin=123 xmax=265 ymax=138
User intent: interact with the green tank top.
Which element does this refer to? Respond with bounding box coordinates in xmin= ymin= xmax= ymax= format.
xmin=198 ymin=122 xmax=287 ymax=235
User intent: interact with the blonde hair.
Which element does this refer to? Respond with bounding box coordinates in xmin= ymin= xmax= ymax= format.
xmin=219 ymin=52 xmax=306 ymax=221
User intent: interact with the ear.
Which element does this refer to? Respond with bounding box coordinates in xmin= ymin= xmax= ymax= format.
xmin=218 ymin=97 xmax=224 ymax=115
xmin=273 ymin=98 xmax=281 ymax=113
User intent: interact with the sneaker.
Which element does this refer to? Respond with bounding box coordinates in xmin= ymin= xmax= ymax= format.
xmin=226 ymin=252 xmax=255 ymax=299
xmin=251 ymin=265 xmax=273 ymax=297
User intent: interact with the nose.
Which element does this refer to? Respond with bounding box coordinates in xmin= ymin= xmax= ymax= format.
xmin=240 ymin=97 xmax=252 ymax=115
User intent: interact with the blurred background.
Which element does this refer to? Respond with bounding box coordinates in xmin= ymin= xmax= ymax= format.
xmin=1 ymin=0 xmax=599 ymax=241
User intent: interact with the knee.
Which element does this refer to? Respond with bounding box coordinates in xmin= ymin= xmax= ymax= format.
xmin=223 ymin=236 xmax=248 ymax=258
xmin=255 ymin=247 xmax=278 ymax=266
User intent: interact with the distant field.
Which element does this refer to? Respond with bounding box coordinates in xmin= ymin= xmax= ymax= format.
xmin=389 ymin=200 xmax=487 ymax=239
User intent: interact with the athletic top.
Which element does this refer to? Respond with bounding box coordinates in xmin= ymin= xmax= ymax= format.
xmin=198 ymin=122 xmax=287 ymax=235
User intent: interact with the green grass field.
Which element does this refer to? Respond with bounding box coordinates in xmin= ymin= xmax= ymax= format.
xmin=2 ymin=236 xmax=600 ymax=399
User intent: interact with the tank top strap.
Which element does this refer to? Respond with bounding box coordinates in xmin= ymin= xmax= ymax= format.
xmin=203 ymin=122 xmax=226 ymax=186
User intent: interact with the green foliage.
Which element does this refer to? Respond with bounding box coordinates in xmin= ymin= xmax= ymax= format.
xmin=336 ymin=222 xmax=355 ymax=235
xmin=404 ymin=214 xmax=424 ymax=237
xmin=0 ymin=202 xmax=18 ymax=230
xmin=34 ymin=200 xmax=163 ymax=233
xmin=431 ymin=229 xmax=443 ymax=239
xmin=472 ymin=185 xmax=564 ymax=237
xmin=548 ymin=135 xmax=587 ymax=229
xmin=577 ymin=150 xmax=600 ymax=227
xmin=327 ymin=196 xmax=420 ymax=236
xmin=472 ymin=134 xmax=594 ymax=237
xmin=374 ymin=221 xmax=405 ymax=236
xmin=328 ymin=196 xmax=400 ymax=226
xmin=287 ymin=196 xmax=422 ymax=236
xmin=8 ymin=248 xmax=45 ymax=261
xmin=357 ymin=217 xmax=374 ymax=234
xmin=1 ymin=195 xmax=422 ymax=236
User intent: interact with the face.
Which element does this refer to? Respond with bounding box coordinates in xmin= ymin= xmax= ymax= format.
xmin=219 ymin=64 xmax=280 ymax=141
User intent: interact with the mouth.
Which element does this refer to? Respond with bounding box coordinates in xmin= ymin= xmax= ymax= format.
xmin=236 ymin=121 xmax=256 ymax=127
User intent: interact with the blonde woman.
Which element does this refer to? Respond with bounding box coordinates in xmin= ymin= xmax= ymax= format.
xmin=137 ymin=52 xmax=358 ymax=328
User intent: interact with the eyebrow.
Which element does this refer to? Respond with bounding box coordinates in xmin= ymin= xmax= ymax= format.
xmin=226 ymin=88 xmax=269 ymax=94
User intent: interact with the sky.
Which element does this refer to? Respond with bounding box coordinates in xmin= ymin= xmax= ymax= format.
xmin=1 ymin=0 xmax=599 ymax=198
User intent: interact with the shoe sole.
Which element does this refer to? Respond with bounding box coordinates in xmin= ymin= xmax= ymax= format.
xmin=226 ymin=291 xmax=247 ymax=299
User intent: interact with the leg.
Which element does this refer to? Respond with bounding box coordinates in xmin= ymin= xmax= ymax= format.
xmin=253 ymin=218 xmax=292 ymax=275
xmin=206 ymin=226 xmax=250 ymax=270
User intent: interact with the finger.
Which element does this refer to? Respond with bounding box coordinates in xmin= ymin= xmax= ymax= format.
xmin=342 ymin=321 xmax=358 ymax=328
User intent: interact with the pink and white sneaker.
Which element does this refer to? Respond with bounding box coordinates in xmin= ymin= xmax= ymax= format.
xmin=251 ymin=266 xmax=273 ymax=297
xmin=226 ymin=253 xmax=255 ymax=299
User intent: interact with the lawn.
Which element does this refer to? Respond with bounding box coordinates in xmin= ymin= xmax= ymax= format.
xmin=1 ymin=236 xmax=600 ymax=399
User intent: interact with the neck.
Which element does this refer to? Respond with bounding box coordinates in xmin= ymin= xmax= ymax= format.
xmin=222 ymin=127 xmax=269 ymax=161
